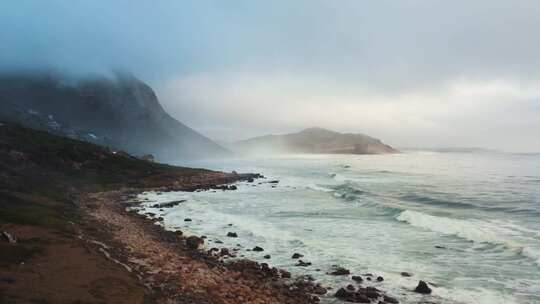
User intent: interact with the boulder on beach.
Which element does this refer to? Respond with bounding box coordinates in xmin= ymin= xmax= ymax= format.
xmin=186 ymin=236 xmax=204 ymax=250
xmin=414 ymin=280 xmax=432 ymax=294
xmin=330 ymin=267 xmax=350 ymax=276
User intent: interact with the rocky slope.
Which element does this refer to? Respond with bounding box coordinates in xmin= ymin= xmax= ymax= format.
xmin=235 ymin=127 xmax=398 ymax=155
xmin=0 ymin=72 xmax=228 ymax=160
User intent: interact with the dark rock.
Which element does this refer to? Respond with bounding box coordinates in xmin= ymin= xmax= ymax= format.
xmin=364 ymin=290 xmax=379 ymax=299
xmin=0 ymin=277 xmax=15 ymax=284
xmin=247 ymin=178 xmax=254 ymax=183
xmin=366 ymin=277 xmax=372 ymax=281
xmin=383 ymin=295 xmax=399 ymax=304
xmin=414 ymin=281 xmax=432 ymax=294
xmin=292 ymin=253 xmax=304 ymax=259
xmin=229 ymin=185 xmax=238 ymax=190
xmin=377 ymin=276 xmax=384 ymax=282
xmin=263 ymin=255 xmax=271 ymax=259
xmin=269 ymin=180 xmax=279 ymax=184
xmin=214 ymin=239 xmax=223 ymax=244
xmin=227 ymin=232 xmax=238 ymax=237
xmin=435 ymin=245 xmax=446 ymax=249
xmin=346 ymin=284 xmax=356 ymax=291
xmin=185 ymin=236 xmax=204 ymax=250
xmin=335 ymin=288 xmax=370 ymax=303
xmin=2 ymin=231 xmax=17 ymax=244
xmin=184 ymin=218 xmax=192 ymax=222
xmin=252 ymin=246 xmax=264 ymax=252
xmin=280 ymin=269 xmax=292 ymax=278
xmin=151 ymin=200 xmax=185 ymax=208
xmin=330 ymin=267 xmax=350 ymax=276
xmin=401 ymin=272 xmax=412 ymax=277
xmin=352 ymin=275 xmax=363 ymax=283
xmin=295 ymin=260 xmax=312 ymax=267
xmin=220 ymin=248 xmax=231 ymax=257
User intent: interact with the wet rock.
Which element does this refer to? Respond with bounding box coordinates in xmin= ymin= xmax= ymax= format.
xmin=2 ymin=231 xmax=17 ymax=244
xmin=383 ymin=295 xmax=399 ymax=304
xmin=220 ymin=248 xmax=231 ymax=257
xmin=330 ymin=267 xmax=351 ymax=276
xmin=295 ymin=260 xmax=312 ymax=267
xmin=229 ymin=185 xmax=238 ymax=190
xmin=280 ymin=269 xmax=292 ymax=278
xmin=434 ymin=245 xmax=446 ymax=249
xmin=377 ymin=276 xmax=384 ymax=282
xmin=414 ymin=281 xmax=432 ymax=294
xmin=292 ymin=253 xmax=304 ymax=259
xmin=269 ymin=180 xmax=279 ymax=184
xmin=252 ymin=246 xmax=264 ymax=252
xmin=352 ymin=275 xmax=363 ymax=283
xmin=247 ymin=178 xmax=254 ymax=183
xmin=264 ymin=254 xmax=271 ymax=259
xmin=335 ymin=288 xmax=370 ymax=303
xmin=346 ymin=284 xmax=356 ymax=291
xmin=184 ymin=218 xmax=192 ymax=222
xmin=401 ymin=272 xmax=412 ymax=277
xmin=186 ymin=236 xmax=204 ymax=250
xmin=227 ymin=232 xmax=238 ymax=237
xmin=151 ymin=200 xmax=185 ymax=208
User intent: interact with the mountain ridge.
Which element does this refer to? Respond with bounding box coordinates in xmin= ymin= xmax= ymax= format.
xmin=235 ymin=127 xmax=398 ymax=155
xmin=0 ymin=71 xmax=229 ymax=160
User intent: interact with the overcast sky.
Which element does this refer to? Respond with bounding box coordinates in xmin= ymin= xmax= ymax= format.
xmin=2 ymin=1 xmax=540 ymax=152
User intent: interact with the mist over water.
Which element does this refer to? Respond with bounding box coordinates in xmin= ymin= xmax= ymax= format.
xmin=138 ymin=151 xmax=540 ymax=304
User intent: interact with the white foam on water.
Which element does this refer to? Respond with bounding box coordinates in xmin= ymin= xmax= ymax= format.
xmin=436 ymin=286 xmax=521 ymax=304
xmin=396 ymin=209 xmax=540 ymax=266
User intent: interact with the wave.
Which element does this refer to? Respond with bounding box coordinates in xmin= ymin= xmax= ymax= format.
xmin=395 ymin=210 xmax=540 ymax=266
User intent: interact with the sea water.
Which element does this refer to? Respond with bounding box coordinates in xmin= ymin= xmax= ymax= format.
xmin=138 ymin=151 xmax=540 ymax=304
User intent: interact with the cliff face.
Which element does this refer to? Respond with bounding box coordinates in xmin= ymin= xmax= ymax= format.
xmin=0 ymin=72 xmax=228 ymax=160
xmin=235 ymin=127 xmax=398 ymax=155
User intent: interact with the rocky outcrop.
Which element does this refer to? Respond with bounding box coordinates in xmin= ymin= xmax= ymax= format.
xmin=235 ymin=127 xmax=398 ymax=155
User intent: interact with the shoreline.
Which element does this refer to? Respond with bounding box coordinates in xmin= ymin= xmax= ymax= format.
xmin=80 ymin=174 xmax=401 ymax=304
xmin=79 ymin=173 xmax=324 ymax=304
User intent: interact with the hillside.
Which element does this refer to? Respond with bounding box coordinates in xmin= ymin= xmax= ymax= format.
xmin=0 ymin=72 xmax=228 ymax=160
xmin=235 ymin=127 xmax=398 ymax=155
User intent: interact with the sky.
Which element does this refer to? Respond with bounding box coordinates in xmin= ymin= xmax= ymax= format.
xmin=1 ymin=1 xmax=540 ymax=152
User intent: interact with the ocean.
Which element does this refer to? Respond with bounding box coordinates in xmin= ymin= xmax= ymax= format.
xmin=138 ymin=151 xmax=540 ymax=304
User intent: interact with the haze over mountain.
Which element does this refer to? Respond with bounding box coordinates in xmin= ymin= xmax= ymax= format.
xmin=235 ymin=127 xmax=398 ymax=155
xmin=0 ymin=72 xmax=228 ymax=160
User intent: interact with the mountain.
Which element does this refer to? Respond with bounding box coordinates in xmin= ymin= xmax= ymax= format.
xmin=235 ymin=127 xmax=398 ymax=155
xmin=0 ymin=72 xmax=228 ymax=160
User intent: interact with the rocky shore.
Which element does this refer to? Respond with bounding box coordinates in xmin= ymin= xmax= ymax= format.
xmin=77 ymin=174 xmax=408 ymax=304
xmin=0 ymin=122 xmax=417 ymax=303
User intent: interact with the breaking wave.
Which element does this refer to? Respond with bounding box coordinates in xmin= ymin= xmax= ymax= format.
xmin=396 ymin=210 xmax=540 ymax=266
